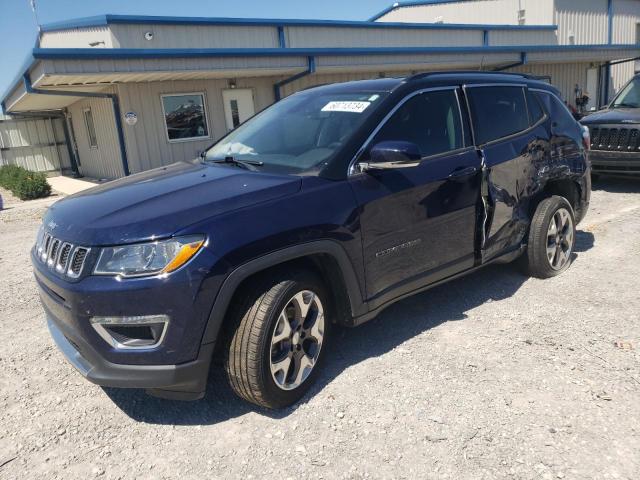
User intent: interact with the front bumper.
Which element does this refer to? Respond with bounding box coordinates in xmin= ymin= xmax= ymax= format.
xmin=46 ymin=313 xmax=214 ymax=400
xmin=589 ymin=150 xmax=640 ymax=175
xmin=33 ymin=247 xmax=222 ymax=400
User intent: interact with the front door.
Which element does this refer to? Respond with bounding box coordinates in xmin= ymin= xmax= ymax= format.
xmin=349 ymin=88 xmax=481 ymax=306
xmin=222 ymin=89 xmax=255 ymax=131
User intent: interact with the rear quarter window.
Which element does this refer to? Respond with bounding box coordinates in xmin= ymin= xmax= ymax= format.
xmin=533 ymin=90 xmax=576 ymax=128
xmin=467 ymin=86 xmax=530 ymax=144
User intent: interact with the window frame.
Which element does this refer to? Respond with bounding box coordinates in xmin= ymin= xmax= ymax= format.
xmin=82 ymin=107 xmax=98 ymax=149
xmin=160 ymin=92 xmax=211 ymax=144
xmin=463 ymin=83 xmax=533 ymax=147
xmin=348 ymin=86 xmax=469 ymax=176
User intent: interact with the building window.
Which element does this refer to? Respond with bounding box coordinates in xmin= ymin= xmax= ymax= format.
xmin=161 ymin=93 xmax=209 ymax=142
xmin=83 ymin=108 xmax=98 ymax=148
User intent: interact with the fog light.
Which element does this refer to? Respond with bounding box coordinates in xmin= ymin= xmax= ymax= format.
xmin=91 ymin=315 xmax=169 ymax=349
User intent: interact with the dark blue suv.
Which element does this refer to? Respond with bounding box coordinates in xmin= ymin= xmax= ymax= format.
xmin=33 ymin=72 xmax=590 ymax=408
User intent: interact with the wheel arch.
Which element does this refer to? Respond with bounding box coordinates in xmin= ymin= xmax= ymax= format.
xmin=200 ymin=241 xmax=366 ymax=346
xmin=531 ymin=178 xmax=582 ymax=222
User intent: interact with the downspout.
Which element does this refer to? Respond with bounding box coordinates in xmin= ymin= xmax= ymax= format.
xmin=604 ymin=0 xmax=613 ymax=104
xmin=273 ymin=56 xmax=316 ymax=102
xmin=493 ymin=52 xmax=527 ymax=71
xmin=22 ymin=73 xmax=130 ymax=176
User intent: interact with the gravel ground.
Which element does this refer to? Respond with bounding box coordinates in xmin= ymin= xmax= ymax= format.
xmin=1 ymin=178 xmax=639 ymax=480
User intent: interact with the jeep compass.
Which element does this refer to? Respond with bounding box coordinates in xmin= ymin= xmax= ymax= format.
xmin=33 ymin=72 xmax=590 ymax=408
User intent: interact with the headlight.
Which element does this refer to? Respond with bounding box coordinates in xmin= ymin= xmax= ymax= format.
xmin=94 ymin=235 xmax=205 ymax=278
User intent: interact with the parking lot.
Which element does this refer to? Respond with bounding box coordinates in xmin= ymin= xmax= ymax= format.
xmin=0 ymin=178 xmax=639 ymax=480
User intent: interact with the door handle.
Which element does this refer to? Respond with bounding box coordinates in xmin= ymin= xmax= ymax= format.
xmin=448 ymin=166 xmax=478 ymax=180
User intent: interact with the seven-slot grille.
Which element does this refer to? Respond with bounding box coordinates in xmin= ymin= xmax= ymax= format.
xmin=590 ymin=126 xmax=640 ymax=152
xmin=36 ymin=230 xmax=90 ymax=278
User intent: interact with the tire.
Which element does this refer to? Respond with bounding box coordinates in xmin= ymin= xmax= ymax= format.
xmin=521 ymin=195 xmax=576 ymax=279
xmin=223 ymin=269 xmax=331 ymax=409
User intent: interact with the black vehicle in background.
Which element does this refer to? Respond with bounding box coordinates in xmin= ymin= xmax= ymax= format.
xmin=581 ymin=74 xmax=640 ymax=177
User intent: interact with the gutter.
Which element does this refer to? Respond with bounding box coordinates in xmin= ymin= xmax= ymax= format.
xmin=22 ymin=73 xmax=130 ymax=176
xmin=493 ymin=52 xmax=527 ymax=72
xmin=273 ymin=56 xmax=316 ymax=101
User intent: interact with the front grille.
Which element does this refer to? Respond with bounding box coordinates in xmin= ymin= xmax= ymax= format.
xmin=35 ymin=230 xmax=90 ymax=279
xmin=590 ymin=126 xmax=640 ymax=152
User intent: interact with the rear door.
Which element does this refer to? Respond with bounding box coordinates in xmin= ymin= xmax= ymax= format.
xmin=465 ymin=84 xmax=550 ymax=261
xmin=349 ymin=87 xmax=482 ymax=306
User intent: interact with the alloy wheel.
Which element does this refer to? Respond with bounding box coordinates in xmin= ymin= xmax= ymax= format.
xmin=269 ymin=290 xmax=325 ymax=391
xmin=546 ymin=207 xmax=574 ymax=270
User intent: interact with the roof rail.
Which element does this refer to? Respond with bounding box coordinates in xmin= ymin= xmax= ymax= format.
xmin=404 ymin=70 xmax=539 ymax=83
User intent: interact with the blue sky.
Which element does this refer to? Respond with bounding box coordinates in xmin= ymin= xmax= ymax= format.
xmin=0 ymin=0 xmax=391 ymax=99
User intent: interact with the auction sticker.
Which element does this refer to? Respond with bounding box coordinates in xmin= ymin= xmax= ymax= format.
xmin=322 ymin=101 xmax=371 ymax=113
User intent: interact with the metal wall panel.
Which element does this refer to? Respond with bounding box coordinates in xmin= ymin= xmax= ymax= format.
xmin=67 ymin=90 xmax=124 ymax=179
xmin=109 ymin=24 xmax=280 ymax=49
xmin=554 ymin=0 xmax=609 ymax=44
xmin=115 ymin=77 xmax=278 ymax=174
xmin=0 ymin=114 xmax=69 ymax=172
xmin=509 ymin=61 xmax=593 ymax=101
xmin=612 ymin=0 xmax=640 ymax=43
xmin=489 ymin=29 xmax=558 ymax=46
xmin=40 ymin=27 xmax=114 ymax=48
xmin=376 ymin=0 xmax=555 ymax=25
xmin=285 ymin=26 xmax=483 ymax=48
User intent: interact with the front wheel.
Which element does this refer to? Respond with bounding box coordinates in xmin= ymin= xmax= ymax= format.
xmin=521 ymin=196 xmax=576 ymax=279
xmin=223 ymin=269 xmax=330 ymax=409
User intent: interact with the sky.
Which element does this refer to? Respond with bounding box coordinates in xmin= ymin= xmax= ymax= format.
xmin=0 ymin=0 xmax=392 ymax=99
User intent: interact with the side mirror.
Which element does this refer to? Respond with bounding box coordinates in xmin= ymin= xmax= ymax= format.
xmin=359 ymin=141 xmax=422 ymax=172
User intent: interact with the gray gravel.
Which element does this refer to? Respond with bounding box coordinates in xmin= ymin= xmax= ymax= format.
xmin=1 ymin=178 xmax=639 ymax=480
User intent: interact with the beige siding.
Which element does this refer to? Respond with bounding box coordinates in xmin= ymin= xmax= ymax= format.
xmin=0 ymin=115 xmax=70 ymax=172
xmin=489 ymin=29 xmax=558 ymax=46
xmin=612 ymin=0 xmax=640 ymax=43
xmin=68 ymin=92 xmax=124 ymax=179
xmin=509 ymin=62 xmax=593 ymax=101
xmin=285 ymin=26 xmax=483 ymax=48
xmin=376 ymin=0 xmax=554 ymax=25
xmin=554 ymin=0 xmax=609 ymax=44
xmin=40 ymin=27 xmax=115 ymax=48
xmin=115 ymin=77 xmax=278 ymax=174
xmin=109 ymin=24 xmax=279 ymax=49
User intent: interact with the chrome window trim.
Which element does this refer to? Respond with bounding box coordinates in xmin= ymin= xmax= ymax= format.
xmin=463 ymin=84 xmax=537 ymax=147
xmin=348 ymin=86 xmax=465 ymax=176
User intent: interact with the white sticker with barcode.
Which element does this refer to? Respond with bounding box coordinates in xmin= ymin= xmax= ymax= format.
xmin=321 ymin=101 xmax=371 ymax=113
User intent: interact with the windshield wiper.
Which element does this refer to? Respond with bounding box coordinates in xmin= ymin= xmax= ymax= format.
xmin=612 ymin=102 xmax=640 ymax=109
xmin=208 ymin=155 xmax=264 ymax=171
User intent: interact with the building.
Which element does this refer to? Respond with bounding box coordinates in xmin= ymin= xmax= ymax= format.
xmin=1 ymin=0 xmax=639 ymax=179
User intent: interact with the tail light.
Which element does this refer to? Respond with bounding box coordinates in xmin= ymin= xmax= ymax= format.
xmin=581 ymin=125 xmax=590 ymax=151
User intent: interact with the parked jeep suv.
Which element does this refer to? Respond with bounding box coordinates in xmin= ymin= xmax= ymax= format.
xmin=581 ymin=73 xmax=640 ymax=177
xmin=33 ymin=72 xmax=590 ymax=409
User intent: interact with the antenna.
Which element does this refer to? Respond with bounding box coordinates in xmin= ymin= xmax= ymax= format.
xmin=28 ymin=0 xmax=41 ymax=32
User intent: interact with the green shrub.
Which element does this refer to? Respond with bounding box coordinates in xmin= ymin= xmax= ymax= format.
xmin=0 ymin=165 xmax=51 ymax=200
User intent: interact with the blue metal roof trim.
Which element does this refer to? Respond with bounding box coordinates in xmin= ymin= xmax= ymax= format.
xmin=369 ymin=0 xmax=477 ymax=21
xmin=0 ymin=36 xmax=40 ymax=114
xmin=30 ymin=44 xmax=640 ymax=60
xmin=38 ymin=14 xmax=558 ymax=32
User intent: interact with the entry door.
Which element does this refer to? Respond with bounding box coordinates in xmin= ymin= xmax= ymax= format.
xmin=222 ymin=89 xmax=255 ymax=131
xmin=349 ymin=88 xmax=481 ymax=305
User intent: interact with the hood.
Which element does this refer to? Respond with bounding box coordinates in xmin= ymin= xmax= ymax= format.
xmin=580 ymin=107 xmax=640 ymax=125
xmin=43 ymin=161 xmax=301 ymax=246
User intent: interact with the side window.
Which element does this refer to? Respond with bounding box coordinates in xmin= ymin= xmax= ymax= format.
xmin=83 ymin=108 xmax=98 ymax=149
xmin=371 ymin=89 xmax=463 ymax=158
xmin=526 ymin=90 xmax=546 ymax=125
xmin=467 ymin=86 xmax=529 ymax=144
xmin=534 ymin=91 xmax=576 ymax=128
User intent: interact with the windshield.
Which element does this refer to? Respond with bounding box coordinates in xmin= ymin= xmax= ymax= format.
xmin=611 ymin=77 xmax=640 ymax=108
xmin=205 ymin=89 xmax=389 ymax=174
